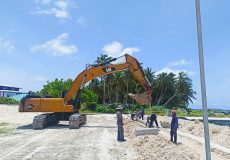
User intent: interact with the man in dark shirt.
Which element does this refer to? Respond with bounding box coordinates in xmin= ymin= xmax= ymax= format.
xmin=141 ymin=107 xmax=144 ymax=120
xmin=149 ymin=113 xmax=159 ymax=128
xmin=116 ymin=106 xmax=126 ymax=142
xmin=170 ymin=110 xmax=178 ymax=143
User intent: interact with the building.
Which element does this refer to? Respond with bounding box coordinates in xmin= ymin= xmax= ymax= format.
xmin=0 ymin=85 xmax=22 ymax=97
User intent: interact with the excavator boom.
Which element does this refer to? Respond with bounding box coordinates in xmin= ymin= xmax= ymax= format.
xmin=64 ymin=54 xmax=152 ymax=104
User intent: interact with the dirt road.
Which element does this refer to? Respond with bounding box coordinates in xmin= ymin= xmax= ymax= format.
xmin=1 ymin=105 xmax=229 ymax=160
xmin=0 ymin=105 xmax=137 ymax=160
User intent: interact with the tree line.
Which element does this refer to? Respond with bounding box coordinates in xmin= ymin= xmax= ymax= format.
xmin=38 ymin=54 xmax=196 ymax=110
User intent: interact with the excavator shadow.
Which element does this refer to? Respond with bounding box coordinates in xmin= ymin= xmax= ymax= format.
xmin=17 ymin=124 xmax=33 ymax=130
xmin=82 ymin=125 xmax=116 ymax=129
xmin=16 ymin=123 xmax=69 ymax=130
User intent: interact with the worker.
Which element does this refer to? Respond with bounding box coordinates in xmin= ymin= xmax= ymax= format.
xmin=145 ymin=116 xmax=150 ymax=127
xmin=135 ymin=111 xmax=141 ymax=119
xmin=170 ymin=110 xmax=178 ymax=143
xmin=149 ymin=113 xmax=159 ymax=128
xmin=141 ymin=107 xmax=144 ymax=120
xmin=116 ymin=106 xmax=126 ymax=142
xmin=131 ymin=112 xmax=135 ymax=120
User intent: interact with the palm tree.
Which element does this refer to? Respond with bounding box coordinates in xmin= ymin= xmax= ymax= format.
xmin=144 ymin=67 xmax=155 ymax=84
xmin=95 ymin=54 xmax=112 ymax=104
xmin=110 ymin=72 xmax=125 ymax=103
xmin=176 ymin=72 xmax=196 ymax=107
xmin=153 ymin=72 xmax=176 ymax=106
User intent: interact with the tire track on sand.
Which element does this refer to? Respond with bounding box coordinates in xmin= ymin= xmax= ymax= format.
xmin=0 ymin=130 xmax=54 ymax=160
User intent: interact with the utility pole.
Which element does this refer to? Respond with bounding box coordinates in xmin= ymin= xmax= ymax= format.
xmin=195 ymin=0 xmax=211 ymax=159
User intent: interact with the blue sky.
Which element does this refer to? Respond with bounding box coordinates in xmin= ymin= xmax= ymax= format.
xmin=0 ymin=0 xmax=229 ymax=110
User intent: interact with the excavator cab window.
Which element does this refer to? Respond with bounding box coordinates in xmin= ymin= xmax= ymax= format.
xmin=60 ymin=91 xmax=67 ymax=98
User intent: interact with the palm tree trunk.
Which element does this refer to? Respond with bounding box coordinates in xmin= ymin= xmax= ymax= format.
xmin=115 ymin=81 xmax=119 ymax=103
xmin=107 ymin=83 xmax=112 ymax=104
xmin=163 ymin=91 xmax=178 ymax=107
xmin=125 ymin=80 xmax=129 ymax=104
xmin=157 ymin=86 xmax=167 ymax=105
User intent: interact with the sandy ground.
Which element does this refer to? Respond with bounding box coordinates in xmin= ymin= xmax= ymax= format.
xmin=0 ymin=105 xmax=229 ymax=160
xmin=0 ymin=105 xmax=137 ymax=160
xmin=159 ymin=116 xmax=230 ymax=149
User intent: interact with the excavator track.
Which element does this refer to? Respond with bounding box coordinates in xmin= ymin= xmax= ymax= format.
xmin=69 ymin=113 xmax=87 ymax=129
xmin=32 ymin=113 xmax=59 ymax=129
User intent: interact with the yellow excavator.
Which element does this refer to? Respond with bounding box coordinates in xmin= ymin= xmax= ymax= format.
xmin=19 ymin=54 xmax=152 ymax=129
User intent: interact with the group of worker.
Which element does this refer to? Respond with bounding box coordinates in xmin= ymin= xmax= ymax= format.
xmin=116 ymin=107 xmax=179 ymax=144
xmin=130 ymin=107 xmax=144 ymax=121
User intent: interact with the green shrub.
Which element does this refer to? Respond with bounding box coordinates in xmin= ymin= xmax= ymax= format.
xmin=96 ymin=104 xmax=116 ymax=113
xmin=0 ymin=97 xmax=19 ymax=105
xmin=81 ymin=87 xmax=98 ymax=103
xmin=85 ymin=102 xmax=97 ymax=111
xmin=0 ymin=127 xmax=14 ymax=134
xmin=189 ymin=110 xmax=203 ymax=117
xmin=96 ymin=105 xmax=104 ymax=112
xmin=177 ymin=111 xmax=187 ymax=117
xmin=143 ymin=106 xmax=167 ymax=116
xmin=0 ymin=122 xmax=9 ymax=126
xmin=38 ymin=78 xmax=73 ymax=97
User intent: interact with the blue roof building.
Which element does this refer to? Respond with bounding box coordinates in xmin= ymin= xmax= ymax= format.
xmin=0 ymin=85 xmax=22 ymax=98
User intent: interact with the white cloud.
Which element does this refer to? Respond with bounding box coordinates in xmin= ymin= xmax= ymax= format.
xmin=156 ymin=67 xmax=196 ymax=76
xmin=102 ymin=42 xmax=123 ymax=57
xmin=121 ymin=47 xmax=140 ymax=55
xmin=77 ymin=17 xmax=88 ymax=27
xmin=31 ymin=75 xmax=48 ymax=82
xmin=169 ymin=59 xmax=192 ymax=66
xmin=32 ymin=0 xmax=76 ymax=19
xmin=31 ymin=33 xmax=78 ymax=56
xmin=0 ymin=37 xmax=15 ymax=53
xmin=155 ymin=67 xmax=185 ymax=75
xmin=102 ymin=41 xmax=140 ymax=58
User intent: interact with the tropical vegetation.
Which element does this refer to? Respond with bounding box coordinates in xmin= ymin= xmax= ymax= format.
xmin=37 ymin=54 xmax=197 ymax=113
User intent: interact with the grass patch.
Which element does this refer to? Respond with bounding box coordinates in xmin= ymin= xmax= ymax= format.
xmin=0 ymin=96 xmax=19 ymax=104
xmin=144 ymin=106 xmax=167 ymax=116
xmin=0 ymin=122 xmax=9 ymax=126
xmin=0 ymin=127 xmax=14 ymax=134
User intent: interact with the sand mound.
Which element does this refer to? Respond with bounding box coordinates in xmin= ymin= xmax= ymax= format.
xmin=158 ymin=116 xmax=230 ymax=149
xmin=124 ymin=118 xmax=200 ymax=160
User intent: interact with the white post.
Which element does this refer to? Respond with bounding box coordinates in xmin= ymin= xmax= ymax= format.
xmin=195 ymin=0 xmax=211 ymax=159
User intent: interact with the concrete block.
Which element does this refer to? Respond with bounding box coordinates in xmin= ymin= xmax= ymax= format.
xmin=160 ymin=121 xmax=170 ymax=128
xmin=135 ymin=128 xmax=159 ymax=136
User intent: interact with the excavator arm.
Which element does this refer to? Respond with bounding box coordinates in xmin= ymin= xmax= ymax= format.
xmin=64 ymin=54 xmax=152 ymax=105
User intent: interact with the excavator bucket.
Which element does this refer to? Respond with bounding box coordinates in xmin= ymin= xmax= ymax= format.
xmin=128 ymin=89 xmax=152 ymax=105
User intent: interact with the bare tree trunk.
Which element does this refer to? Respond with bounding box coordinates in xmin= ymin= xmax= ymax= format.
xmin=115 ymin=81 xmax=119 ymax=103
xmin=153 ymin=92 xmax=158 ymax=105
xmin=157 ymin=86 xmax=167 ymax=105
xmin=163 ymin=91 xmax=178 ymax=107
xmin=107 ymin=83 xmax=112 ymax=104
xmin=125 ymin=80 xmax=129 ymax=104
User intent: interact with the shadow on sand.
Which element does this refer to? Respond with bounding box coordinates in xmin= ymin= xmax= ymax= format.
xmin=16 ymin=123 xmax=69 ymax=130
xmin=82 ymin=125 xmax=116 ymax=129
xmin=174 ymin=142 xmax=182 ymax=145
xmin=17 ymin=124 xmax=116 ymax=130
